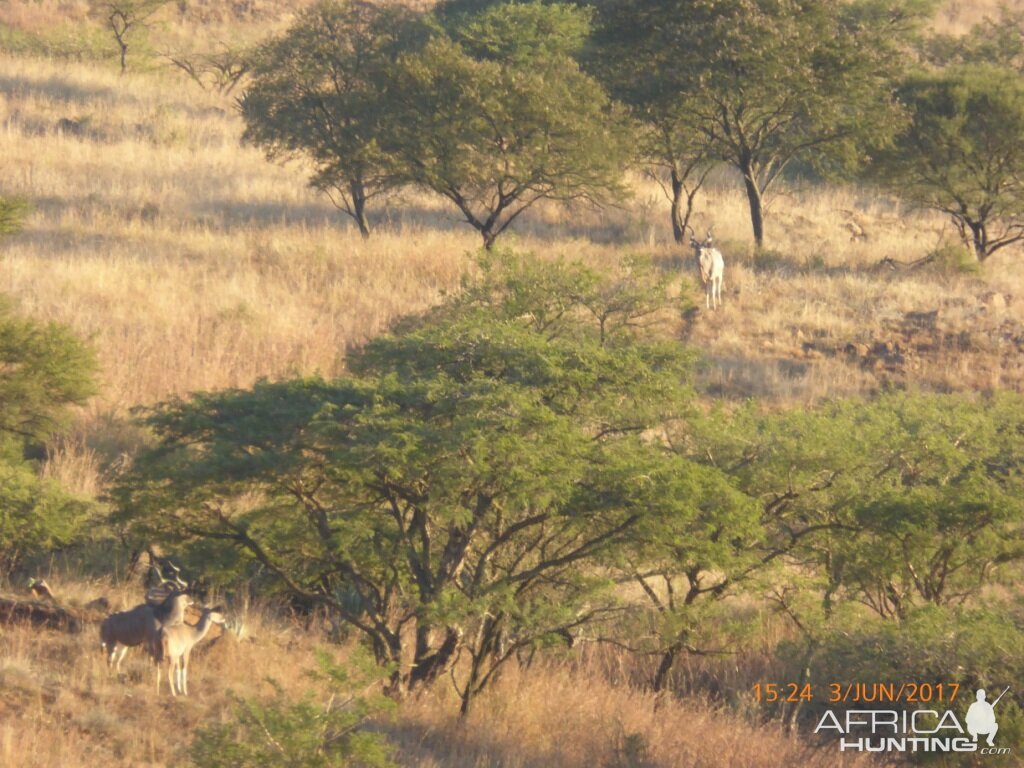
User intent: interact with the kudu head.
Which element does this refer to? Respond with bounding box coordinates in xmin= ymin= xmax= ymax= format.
xmin=687 ymin=227 xmax=715 ymax=284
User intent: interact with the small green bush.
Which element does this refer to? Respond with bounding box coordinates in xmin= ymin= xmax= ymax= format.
xmin=189 ymin=649 xmax=395 ymax=768
xmin=0 ymin=296 xmax=97 ymax=575
xmin=0 ymin=197 xmax=29 ymax=238
xmin=776 ymin=603 xmax=1024 ymax=761
xmin=927 ymin=243 xmax=982 ymax=275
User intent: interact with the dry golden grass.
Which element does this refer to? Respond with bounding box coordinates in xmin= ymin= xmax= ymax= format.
xmin=389 ymin=655 xmax=895 ymax=768
xmin=0 ymin=582 xmax=326 ymax=768
xmin=0 ymin=582 xmax=892 ymax=768
xmin=0 ymin=53 xmax=471 ymax=406
xmin=2 ymin=56 xmax=1020 ymax=402
xmin=2 ymin=41 xmax=1024 ymax=490
xmin=2 ymin=5 xmax=1024 ymax=765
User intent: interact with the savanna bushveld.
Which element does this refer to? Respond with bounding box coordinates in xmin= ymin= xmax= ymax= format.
xmin=1 ymin=0 xmax=1023 ymax=765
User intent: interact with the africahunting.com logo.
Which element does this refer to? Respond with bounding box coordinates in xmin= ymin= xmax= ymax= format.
xmin=814 ymin=687 xmax=1013 ymax=756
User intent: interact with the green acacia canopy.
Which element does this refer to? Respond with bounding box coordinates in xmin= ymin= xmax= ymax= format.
xmin=114 ymin=253 xmax=720 ymax=713
xmin=390 ymin=2 xmax=631 ymax=248
xmin=872 ymin=64 xmax=1024 ymax=262
xmin=590 ymin=0 xmax=927 ymax=248
xmin=0 ymin=298 xmax=96 ymax=575
xmin=0 ymin=298 xmax=96 ymax=442
xmin=240 ymin=0 xmax=428 ymax=238
xmin=685 ymin=392 xmax=1024 ymax=621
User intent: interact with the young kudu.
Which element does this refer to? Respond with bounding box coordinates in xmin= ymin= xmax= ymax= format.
xmin=156 ymin=605 xmax=226 ymax=696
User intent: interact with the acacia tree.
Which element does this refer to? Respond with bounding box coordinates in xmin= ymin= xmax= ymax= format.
xmin=871 ymin=65 xmax=1024 ymax=262
xmin=590 ymin=0 xmax=925 ymax=248
xmin=587 ymin=5 xmax=716 ymax=244
xmin=115 ymin=253 xmax=712 ymax=714
xmin=611 ymin=465 xmax=761 ymax=692
xmin=91 ymin=0 xmax=168 ymax=74
xmin=166 ymin=40 xmax=253 ymax=96
xmin=684 ymin=393 xmax=1024 ymax=623
xmin=390 ymin=2 xmax=630 ymax=248
xmin=240 ymin=1 xmax=427 ymax=238
xmin=0 ymin=298 xmax=96 ymax=575
xmin=922 ymin=8 xmax=1024 ymax=72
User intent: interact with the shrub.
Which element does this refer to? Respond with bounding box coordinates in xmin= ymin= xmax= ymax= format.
xmin=0 ymin=197 xmax=29 ymax=238
xmin=775 ymin=603 xmax=1024 ymax=757
xmin=927 ymin=243 xmax=982 ymax=275
xmin=189 ymin=649 xmax=395 ymax=768
xmin=0 ymin=296 xmax=97 ymax=575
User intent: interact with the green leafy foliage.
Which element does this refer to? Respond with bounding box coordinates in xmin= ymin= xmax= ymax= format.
xmin=609 ymin=452 xmax=762 ymax=690
xmin=922 ymin=8 xmax=1024 ymax=73
xmin=775 ymin=603 xmax=1024 ymax=750
xmin=586 ymin=1 xmax=716 ymax=243
xmin=0 ymin=458 xmax=94 ymax=576
xmin=871 ymin=64 xmax=1024 ymax=261
xmin=390 ymin=2 xmax=631 ymax=247
xmin=0 ymin=298 xmax=97 ymax=442
xmin=682 ymin=392 xmax=1024 ymax=622
xmin=0 ymin=197 xmax=29 ymax=238
xmin=240 ymin=1 xmax=429 ymax=237
xmin=189 ymin=649 xmax=395 ymax=768
xmin=590 ymin=0 xmax=928 ymax=247
xmin=0 ymin=298 xmax=97 ymax=574
xmin=116 ymin=251 xmax=703 ymax=713
xmin=926 ymin=243 xmax=982 ymax=276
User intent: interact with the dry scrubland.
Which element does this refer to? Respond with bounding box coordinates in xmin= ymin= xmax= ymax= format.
xmin=1 ymin=1 xmax=1023 ymax=765
xmin=0 ymin=594 xmax=888 ymax=768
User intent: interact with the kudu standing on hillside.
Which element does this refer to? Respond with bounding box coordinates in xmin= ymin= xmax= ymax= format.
xmin=99 ymin=563 xmax=193 ymax=672
xmin=156 ymin=605 xmax=226 ymax=696
xmin=689 ymin=227 xmax=725 ymax=310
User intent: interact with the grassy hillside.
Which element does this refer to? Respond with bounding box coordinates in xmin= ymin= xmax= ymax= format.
xmin=1 ymin=1 xmax=1022 ymax=766
xmin=0 ymin=577 xmax=889 ymax=767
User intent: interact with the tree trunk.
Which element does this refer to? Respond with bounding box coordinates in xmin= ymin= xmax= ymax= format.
xmin=355 ymin=213 xmax=370 ymax=239
xmin=739 ymin=159 xmax=765 ymax=248
xmin=374 ymin=630 xmax=408 ymax=700
xmin=459 ymin=684 xmax=476 ymax=716
xmin=968 ymin=220 xmax=988 ymax=262
xmin=351 ymin=181 xmax=371 ymax=239
xmin=410 ymin=626 xmax=461 ymax=687
xmin=482 ymin=228 xmax=498 ymax=250
xmin=652 ymin=644 xmax=678 ymax=694
xmin=458 ymin=615 xmax=504 ymax=717
xmin=119 ymin=42 xmax=128 ymax=75
xmin=670 ymin=172 xmax=685 ymax=245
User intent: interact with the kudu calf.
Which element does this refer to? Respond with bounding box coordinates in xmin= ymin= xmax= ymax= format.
xmin=156 ymin=605 xmax=226 ymax=696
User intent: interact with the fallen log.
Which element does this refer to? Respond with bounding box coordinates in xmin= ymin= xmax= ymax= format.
xmin=877 ymin=254 xmax=935 ymax=271
xmin=0 ymin=596 xmax=104 ymax=633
